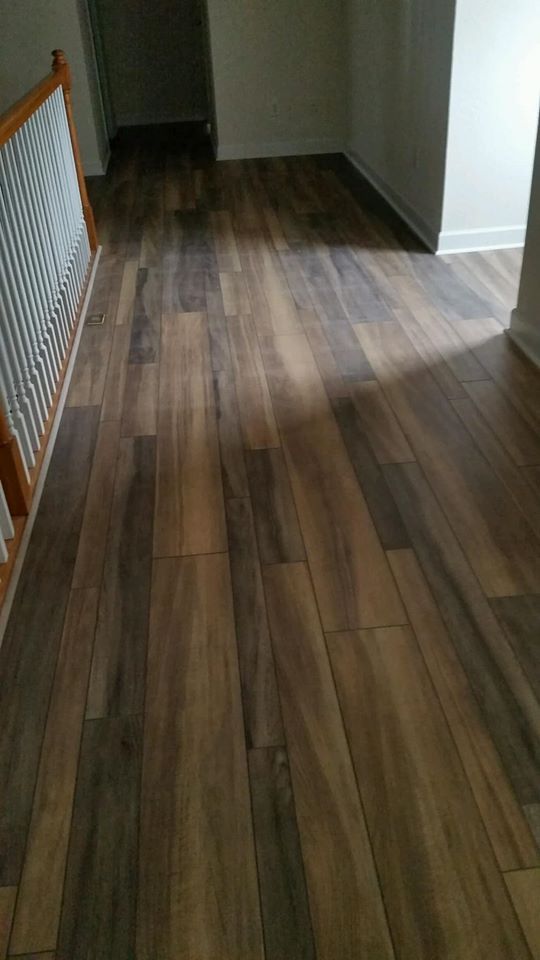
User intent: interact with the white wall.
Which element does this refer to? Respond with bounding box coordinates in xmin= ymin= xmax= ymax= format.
xmin=509 ymin=112 xmax=540 ymax=364
xmin=441 ymin=0 xmax=540 ymax=252
xmin=346 ymin=0 xmax=456 ymax=249
xmin=95 ymin=0 xmax=208 ymax=127
xmin=205 ymin=0 xmax=347 ymax=159
xmin=0 ymin=0 xmax=109 ymax=175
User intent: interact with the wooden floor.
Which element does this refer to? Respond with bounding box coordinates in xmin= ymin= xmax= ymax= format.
xmin=1 ymin=124 xmax=540 ymax=959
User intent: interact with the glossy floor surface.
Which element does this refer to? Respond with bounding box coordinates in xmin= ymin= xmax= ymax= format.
xmin=1 ymin=126 xmax=539 ymax=959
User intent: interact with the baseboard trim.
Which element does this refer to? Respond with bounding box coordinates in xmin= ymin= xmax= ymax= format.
xmin=436 ymin=226 xmax=526 ymax=255
xmin=507 ymin=307 xmax=540 ymax=370
xmin=0 ymin=247 xmax=102 ymax=645
xmin=344 ymin=149 xmax=440 ymax=252
xmin=217 ymin=137 xmax=344 ymax=161
xmin=117 ymin=112 xmax=208 ymax=127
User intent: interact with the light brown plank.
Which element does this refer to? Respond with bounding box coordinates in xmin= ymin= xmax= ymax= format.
xmin=328 ymin=624 xmax=532 ymax=960
xmin=349 ymin=379 xmax=414 ymax=464
xmin=0 ymin=888 xmax=16 ymax=960
xmin=299 ymin=308 xmax=349 ymax=399
xmin=525 ymin=805 xmax=540 ymax=848
xmin=66 ymin=323 xmax=113 ymax=408
xmin=263 ymin=562 xmax=395 ymax=960
xmin=263 ymin=206 xmax=289 ymax=251
xmin=388 ymin=548 xmax=538 ymax=870
xmin=464 ymin=378 xmax=540 ymax=466
xmin=227 ymin=315 xmax=280 ymax=449
xmin=154 ymin=312 xmax=226 ymax=557
xmin=243 ymin=249 xmax=303 ymax=336
xmin=100 ymin=324 xmax=131 ymax=422
xmin=357 ymin=321 xmax=540 ymax=597
xmin=246 ymin=448 xmax=305 ymax=563
xmin=212 ymin=370 xmax=249 ymax=499
xmin=72 ymin=420 xmax=120 ymax=589
xmin=138 ymin=554 xmax=264 ymax=960
xmin=504 ymin=869 xmax=540 ymax=959
xmin=219 ymin=271 xmax=251 ymax=316
xmin=262 ymin=332 xmax=405 ymax=630
xmin=210 ymin=211 xmax=241 ymax=272
xmin=121 ymin=363 xmax=158 ymax=437
xmin=115 ymin=259 xmax=139 ymax=326
xmin=9 ymin=590 xmax=98 ymax=955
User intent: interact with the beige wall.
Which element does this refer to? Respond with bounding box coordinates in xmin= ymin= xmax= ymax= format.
xmin=95 ymin=0 xmax=208 ymax=126
xmin=205 ymin=0 xmax=346 ymax=158
xmin=0 ymin=0 xmax=109 ymax=174
xmin=509 ymin=114 xmax=540 ymax=365
xmin=346 ymin=0 xmax=456 ymax=249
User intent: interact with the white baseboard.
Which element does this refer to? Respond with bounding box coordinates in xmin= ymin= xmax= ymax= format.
xmin=217 ymin=137 xmax=343 ymax=161
xmin=344 ymin=149 xmax=440 ymax=252
xmin=0 ymin=248 xmax=102 ymax=645
xmin=507 ymin=307 xmax=540 ymax=370
xmin=436 ymin=226 xmax=526 ymax=255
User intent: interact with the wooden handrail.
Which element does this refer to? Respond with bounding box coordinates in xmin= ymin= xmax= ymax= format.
xmin=0 ymin=70 xmax=63 ymax=147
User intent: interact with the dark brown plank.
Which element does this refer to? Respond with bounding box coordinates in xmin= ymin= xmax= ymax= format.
xmin=263 ymin=562 xmax=395 ymax=959
xmin=129 ymin=267 xmax=161 ymax=363
xmin=0 ymin=888 xmax=16 ymax=960
xmin=388 ymin=548 xmax=538 ymax=871
xmin=10 ymin=590 xmax=99 ymax=955
xmin=86 ymin=436 xmax=155 ymax=719
xmin=525 ymin=805 xmax=540 ymax=848
xmin=213 ymin=369 xmax=249 ymax=499
xmin=331 ymin=396 xmax=411 ymax=551
xmin=491 ymin=596 xmax=540 ymax=702
xmin=464 ymin=379 xmax=540 ymax=466
xmin=225 ymin=498 xmax=284 ymax=747
xmin=0 ymin=406 xmax=98 ymax=885
xmin=328 ymin=625 xmax=531 ymax=960
xmin=137 ymin=555 xmax=264 ymax=959
xmin=72 ymin=420 xmax=120 ymax=589
xmin=248 ymin=747 xmax=315 ymax=960
xmin=504 ymin=869 xmax=540 ymax=959
xmin=384 ymin=461 xmax=540 ymax=804
xmin=101 ymin=324 xmax=131 ymax=422
xmin=246 ymin=448 xmax=305 ymax=563
xmin=56 ymin=716 xmax=141 ymax=960
xmin=349 ymin=379 xmax=414 ymax=464
xmin=121 ymin=363 xmax=158 ymax=436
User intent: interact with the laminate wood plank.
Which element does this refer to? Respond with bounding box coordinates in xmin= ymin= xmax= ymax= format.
xmin=261 ymin=332 xmax=405 ymax=630
xmin=213 ymin=370 xmax=249 ymax=499
xmin=66 ymin=321 xmax=114 ymax=408
xmin=248 ymin=747 xmax=315 ymax=960
xmin=263 ymin=562 xmax=395 ymax=959
xmin=115 ymin=259 xmax=139 ymax=326
xmin=154 ymin=312 xmax=226 ymax=557
xmin=138 ymin=555 xmax=264 ymax=960
xmin=121 ymin=363 xmax=158 ymax=436
xmin=219 ymin=271 xmax=251 ymax=316
xmin=305 ymin=283 xmax=375 ymax=381
xmin=388 ymin=548 xmax=539 ymax=870
xmin=210 ymin=210 xmax=241 ymax=272
xmin=0 ymin=888 xmax=16 ymax=960
xmin=357 ymin=321 xmax=540 ymax=596
xmin=384 ymin=461 xmax=540 ymax=804
xmin=349 ymin=379 xmax=414 ymax=464
xmin=328 ymin=624 xmax=532 ymax=960
xmin=8 ymin=954 xmax=55 ymax=959
xmin=56 ymin=716 xmax=141 ymax=960
xmin=447 ymin=257 xmax=509 ymax=324
xmin=129 ymin=267 xmax=161 ymax=364
xmin=463 ymin=379 xmax=540 ymax=466
xmin=227 ymin=315 xmax=280 ymax=449
xmin=0 ymin=406 xmax=98 ymax=885
xmin=246 ymin=448 xmax=305 ymax=563
xmin=451 ymin=396 xmax=540 ymax=541
xmin=279 ymin=251 xmax=315 ymax=310
xmin=225 ymin=498 xmax=284 ymax=748
xmin=242 ymin=249 xmax=303 ymax=336
xmin=299 ymin=308 xmax=349 ymax=399
xmin=332 ymin=397 xmax=411 ymax=551
xmin=504 ymin=869 xmax=540 ymax=959
xmin=491 ymin=596 xmax=540 ymax=703
xmin=204 ymin=271 xmax=232 ymax=371
xmin=263 ymin=206 xmax=289 ymax=251
xmin=10 ymin=589 xmax=99 ymax=955
xmin=101 ymin=324 xmax=131 ymax=422
xmin=72 ymin=420 xmax=120 ymax=589
xmin=393 ymin=274 xmax=488 ymax=381
xmin=86 ymin=436 xmax=155 ymax=718
xmin=411 ymin=253 xmax=494 ymax=323
xmin=455 ymin=317 xmax=540 ymax=431
xmin=161 ymin=262 xmax=208 ymax=313
xmin=525 ymin=805 xmax=540 ymax=847
xmin=393 ymin=306 xmax=467 ymax=400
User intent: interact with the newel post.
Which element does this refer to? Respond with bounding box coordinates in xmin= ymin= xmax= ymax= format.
xmin=0 ymin=410 xmax=31 ymax=516
xmin=52 ymin=49 xmax=98 ymax=251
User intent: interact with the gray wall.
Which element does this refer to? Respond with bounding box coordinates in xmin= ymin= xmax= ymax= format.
xmin=205 ymin=0 xmax=347 ymax=159
xmin=0 ymin=0 xmax=109 ymax=174
xmin=96 ymin=0 xmax=208 ymax=126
